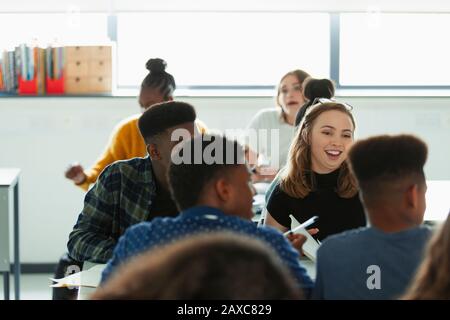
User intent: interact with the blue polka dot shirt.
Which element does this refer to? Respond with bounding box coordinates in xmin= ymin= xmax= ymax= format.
xmin=101 ymin=206 xmax=313 ymax=292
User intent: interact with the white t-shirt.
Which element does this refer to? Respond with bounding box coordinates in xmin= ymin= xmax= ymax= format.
xmin=246 ymin=108 xmax=296 ymax=169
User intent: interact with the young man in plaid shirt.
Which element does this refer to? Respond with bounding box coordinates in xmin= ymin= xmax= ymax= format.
xmin=54 ymin=101 xmax=197 ymax=299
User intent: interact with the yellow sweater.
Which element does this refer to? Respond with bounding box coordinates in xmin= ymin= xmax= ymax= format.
xmin=78 ymin=114 xmax=208 ymax=191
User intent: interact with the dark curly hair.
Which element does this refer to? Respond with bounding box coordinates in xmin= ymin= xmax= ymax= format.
xmin=347 ymin=134 xmax=428 ymax=208
xmin=142 ymin=58 xmax=176 ymax=99
xmin=138 ymin=101 xmax=196 ymax=144
xmin=169 ymin=134 xmax=246 ymax=211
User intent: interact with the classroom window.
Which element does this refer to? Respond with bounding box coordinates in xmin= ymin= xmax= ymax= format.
xmin=339 ymin=13 xmax=450 ymax=86
xmin=116 ymin=12 xmax=330 ymax=88
xmin=0 ymin=13 xmax=108 ymax=50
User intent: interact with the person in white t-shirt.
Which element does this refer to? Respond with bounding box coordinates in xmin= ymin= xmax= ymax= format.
xmin=246 ymin=69 xmax=310 ymax=182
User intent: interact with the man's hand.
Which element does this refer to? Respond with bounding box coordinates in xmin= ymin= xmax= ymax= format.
xmin=65 ymin=163 xmax=87 ymax=185
xmin=286 ymin=228 xmax=319 ymax=256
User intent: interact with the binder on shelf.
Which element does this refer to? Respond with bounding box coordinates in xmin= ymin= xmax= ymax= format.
xmin=17 ymin=47 xmax=46 ymax=95
xmin=18 ymin=75 xmax=37 ymax=95
xmin=45 ymin=46 xmax=64 ymax=94
xmin=46 ymin=74 xmax=64 ymax=94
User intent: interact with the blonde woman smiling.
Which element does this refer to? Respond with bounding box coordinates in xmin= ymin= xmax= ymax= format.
xmin=265 ymin=101 xmax=366 ymax=241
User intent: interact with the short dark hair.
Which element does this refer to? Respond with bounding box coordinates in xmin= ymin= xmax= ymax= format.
xmin=169 ymin=134 xmax=246 ymax=211
xmin=347 ymin=134 xmax=428 ymax=207
xmin=91 ymin=232 xmax=302 ymax=300
xmin=142 ymin=58 xmax=176 ymax=99
xmin=138 ymin=101 xmax=196 ymax=144
xmin=295 ymin=78 xmax=336 ymax=127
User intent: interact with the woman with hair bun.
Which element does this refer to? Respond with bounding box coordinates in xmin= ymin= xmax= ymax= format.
xmin=295 ymin=78 xmax=336 ymax=127
xmin=64 ymin=58 xmax=207 ymax=191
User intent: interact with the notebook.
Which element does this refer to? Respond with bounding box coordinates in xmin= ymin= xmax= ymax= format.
xmin=50 ymin=263 xmax=106 ymax=288
xmin=289 ymin=215 xmax=321 ymax=262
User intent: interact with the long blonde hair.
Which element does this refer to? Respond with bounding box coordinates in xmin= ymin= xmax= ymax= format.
xmin=402 ymin=214 xmax=450 ymax=300
xmin=280 ymin=102 xmax=358 ymax=199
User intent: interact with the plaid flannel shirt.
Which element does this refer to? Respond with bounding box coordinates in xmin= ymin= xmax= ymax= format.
xmin=67 ymin=156 xmax=156 ymax=263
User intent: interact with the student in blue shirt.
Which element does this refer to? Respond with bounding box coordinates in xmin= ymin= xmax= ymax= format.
xmin=402 ymin=212 xmax=450 ymax=300
xmin=101 ymin=134 xmax=313 ymax=296
xmin=92 ymin=233 xmax=303 ymax=300
xmin=313 ymin=134 xmax=432 ymax=300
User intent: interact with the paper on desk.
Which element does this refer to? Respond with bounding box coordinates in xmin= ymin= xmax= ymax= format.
xmin=50 ymin=264 xmax=106 ymax=288
xmin=289 ymin=215 xmax=320 ymax=262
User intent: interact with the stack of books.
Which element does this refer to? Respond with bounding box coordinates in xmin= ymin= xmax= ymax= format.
xmin=0 ymin=44 xmax=64 ymax=95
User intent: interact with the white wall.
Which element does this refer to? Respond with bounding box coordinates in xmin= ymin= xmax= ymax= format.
xmin=0 ymin=95 xmax=450 ymax=263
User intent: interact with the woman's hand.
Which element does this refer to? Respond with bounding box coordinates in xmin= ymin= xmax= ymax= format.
xmin=65 ymin=163 xmax=87 ymax=185
xmin=286 ymin=228 xmax=319 ymax=255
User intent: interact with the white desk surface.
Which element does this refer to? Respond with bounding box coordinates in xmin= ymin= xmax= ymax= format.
xmin=425 ymin=180 xmax=450 ymax=221
xmin=0 ymin=169 xmax=20 ymax=187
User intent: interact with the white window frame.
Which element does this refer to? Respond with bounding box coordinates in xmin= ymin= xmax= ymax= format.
xmin=3 ymin=1 xmax=450 ymax=96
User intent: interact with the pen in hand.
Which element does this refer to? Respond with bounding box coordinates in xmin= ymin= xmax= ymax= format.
xmin=284 ymin=215 xmax=319 ymax=236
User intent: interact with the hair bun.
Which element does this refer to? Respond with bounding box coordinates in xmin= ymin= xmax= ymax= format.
xmin=146 ymin=58 xmax=167 ymax=74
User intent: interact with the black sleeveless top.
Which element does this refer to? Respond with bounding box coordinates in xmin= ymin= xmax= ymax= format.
xmin=266 ymin=169 xmax=366 ymax=241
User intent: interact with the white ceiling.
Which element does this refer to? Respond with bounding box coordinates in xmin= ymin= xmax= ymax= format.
xmin=2 ymin=0 xmax=450 ymax=13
